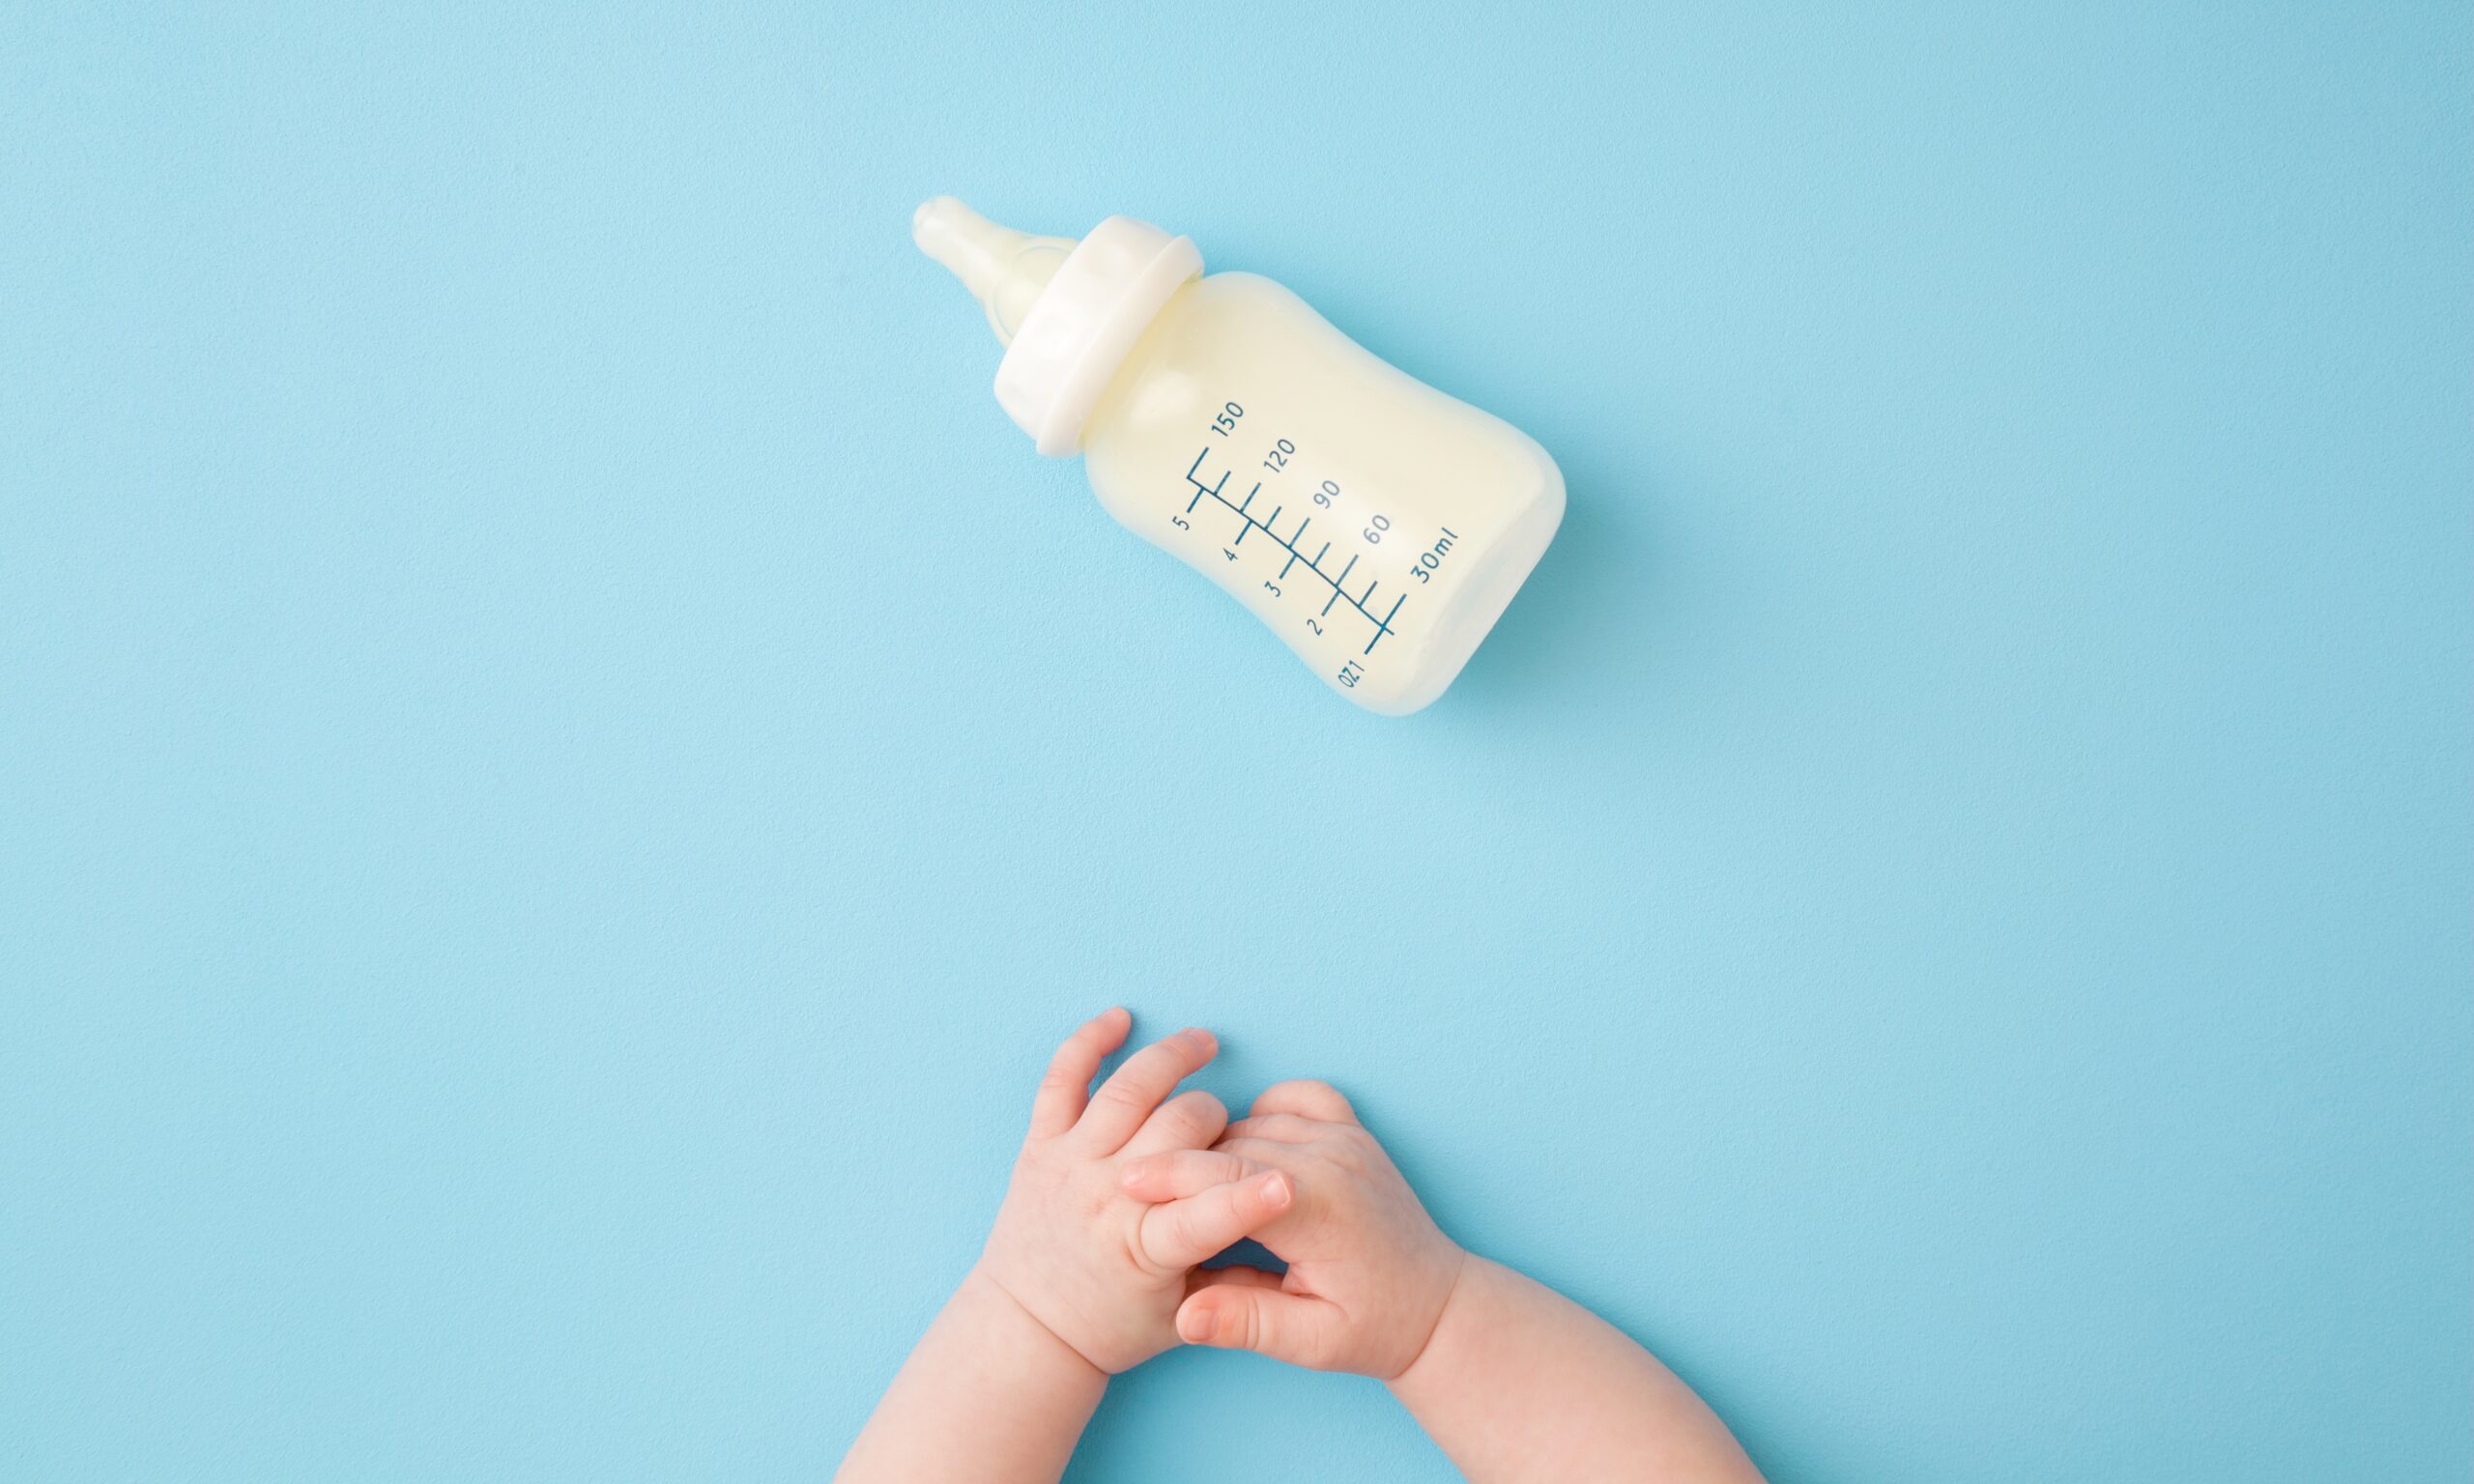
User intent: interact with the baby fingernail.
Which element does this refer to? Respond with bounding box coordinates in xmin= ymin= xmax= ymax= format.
xmin=1261 ymin=1173 xmax=1291 ymax=1207
xmin=1178 ymin=1306 xmax=1211 ymax=1343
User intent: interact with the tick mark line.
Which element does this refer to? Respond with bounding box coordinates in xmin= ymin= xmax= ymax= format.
xmin=1184 ymin=448 xmax=1404 ymax=639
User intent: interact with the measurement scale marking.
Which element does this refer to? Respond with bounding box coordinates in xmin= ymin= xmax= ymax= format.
xmin=1321 ymin=552 xmax=1360 ymax=616
xmin=1366 ymin=592 xmax=1407 ymax=655
xmin=1184 ymin=448 xmax=1402 ymax=643
xmin=1183 ymin=453 xmax=1224 ymax=514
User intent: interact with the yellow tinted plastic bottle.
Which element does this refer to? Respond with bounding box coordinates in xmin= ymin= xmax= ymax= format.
xmin=916 ymin=198 xmax=1563 ymax=715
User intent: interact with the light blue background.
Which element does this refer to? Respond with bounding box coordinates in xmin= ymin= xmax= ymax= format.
xmin=5 ymin=3 xmax=2468 ymax=1480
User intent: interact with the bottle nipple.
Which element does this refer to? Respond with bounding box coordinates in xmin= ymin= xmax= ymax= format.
xmin=911 ymin=196 xmax=1077 ymax=347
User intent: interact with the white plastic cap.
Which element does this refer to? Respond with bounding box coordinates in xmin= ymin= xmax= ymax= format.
xmin=914 ymin=197 xmax=1203 ymax=457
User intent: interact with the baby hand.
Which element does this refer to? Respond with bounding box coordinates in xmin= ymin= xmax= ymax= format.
xmin=1117 ymin=1079 xmax=1467 ymax=1379
xmin=974 ymin=1010 xmax=1298 ymax=1374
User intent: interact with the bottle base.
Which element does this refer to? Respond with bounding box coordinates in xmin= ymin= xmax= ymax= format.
xmin=1355 ymin=474 xmax=1567 ymax=716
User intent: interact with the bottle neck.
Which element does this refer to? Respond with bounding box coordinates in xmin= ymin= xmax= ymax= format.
xmin=993 ymin=224 xmax=1204 ymax=458
xmin=1078 ymin=275 xmax=1207 ymax=450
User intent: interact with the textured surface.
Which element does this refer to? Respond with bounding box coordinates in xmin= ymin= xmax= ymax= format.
xmin=4 ymin=3 xmax=2468 ymax=1480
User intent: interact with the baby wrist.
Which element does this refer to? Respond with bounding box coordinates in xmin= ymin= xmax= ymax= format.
xmin=961 ymin=1264 xmax=1112 ymax=1384
xmin=1383 ymin=1246 xmax=1481 ymax=1388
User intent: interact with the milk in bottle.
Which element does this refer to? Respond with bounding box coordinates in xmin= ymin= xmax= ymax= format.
xmin=914 ymin=197 xmax=1563 ymax=716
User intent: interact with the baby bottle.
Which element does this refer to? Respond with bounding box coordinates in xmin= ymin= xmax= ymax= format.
xmin=914 ymin=197 xmax=1565 ymax=716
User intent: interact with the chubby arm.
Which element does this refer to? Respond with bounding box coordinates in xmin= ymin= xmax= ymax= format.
xmin=1388 ymin=1256 xmax=1761 ymax=1484
xmin=835 ymin=1011 xmax=1295 ymax=1484
xmin=1132 ymin=1079 xmax=1762 ymax=1484
xmin=832 ymin=1268 xmax=1105 ymax=1484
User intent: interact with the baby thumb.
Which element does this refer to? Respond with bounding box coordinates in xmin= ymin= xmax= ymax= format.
xmin=1176 ymin=1286 xmax=1346 ymax=1371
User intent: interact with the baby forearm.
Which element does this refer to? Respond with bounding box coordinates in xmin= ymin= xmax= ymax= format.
xmin=1387 ymin=1257 xmax=1763 ymax=1484
xmin=833 ymin=1267 xmax=1107 ymax=1484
